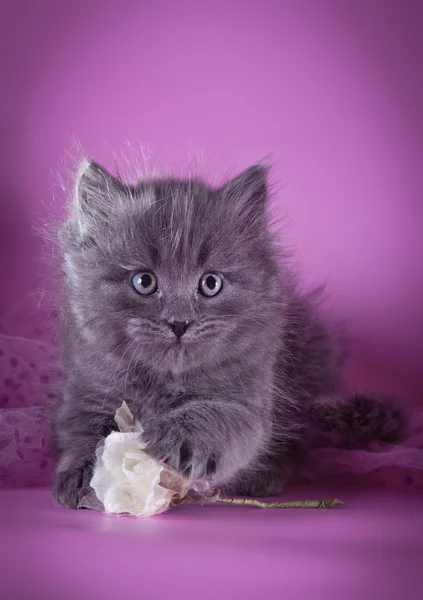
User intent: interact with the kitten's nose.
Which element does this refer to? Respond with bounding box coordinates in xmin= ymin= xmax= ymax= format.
xmin=166 ymin=320 xmax=190 ymax=339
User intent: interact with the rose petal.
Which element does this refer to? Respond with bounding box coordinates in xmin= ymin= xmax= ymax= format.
xmin=101 ymin=432 xmax=143 ymax=473
xmin=103 ymin=486 xmax=134 ymax=514
xmin=90 ymin=462 xmax=115 ymax=504
xmin=142 ymin=479 xmax=174 ymax=517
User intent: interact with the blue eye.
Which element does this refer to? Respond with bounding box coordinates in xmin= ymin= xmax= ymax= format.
xmin=131 ymin=272 xmax=158 ymax=296
xmin=199 ymin=273 xmax=223 ymax=297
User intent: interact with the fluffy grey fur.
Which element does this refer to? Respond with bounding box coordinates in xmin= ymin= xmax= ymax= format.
xmin=52 ymin=160 xmax=404 ymax=508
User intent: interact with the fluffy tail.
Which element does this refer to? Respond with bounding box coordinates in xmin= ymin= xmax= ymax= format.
xmin=309 ymin=394 xmax=406 ymax=449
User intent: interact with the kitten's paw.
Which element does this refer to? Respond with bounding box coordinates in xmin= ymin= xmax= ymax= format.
xmin=143 ymin=418 xmax=219 ymax=480
xmin=53 ymin=464 xmax=93 ymax=509
xmin=223 ymin=464 xmax=289 ymax=497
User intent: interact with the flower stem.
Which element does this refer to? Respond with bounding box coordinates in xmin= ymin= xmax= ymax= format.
xmin=217 ymin=497 xmax=343 ymax=509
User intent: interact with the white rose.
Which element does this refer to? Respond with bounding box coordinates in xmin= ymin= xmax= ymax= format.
xmin=90 ymin=431 xmax=179 ymax=518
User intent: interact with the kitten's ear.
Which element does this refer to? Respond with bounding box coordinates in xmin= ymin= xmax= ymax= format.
xmin=62 ymin=159 xmax=127 ymax=250
xmin=221 ymin=165 xmax=269 ymax=230
xmin=73 ymin=159 xmax=124 ymax=226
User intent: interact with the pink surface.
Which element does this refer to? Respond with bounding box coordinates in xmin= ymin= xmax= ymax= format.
xmin=1 ymin=487 xmax=422 ymax=599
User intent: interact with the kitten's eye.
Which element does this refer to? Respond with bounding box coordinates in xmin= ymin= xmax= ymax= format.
xmin=199 ymin=273 xmax=223 ymax=297
xmin=131 ymin=272 xmax=158 ymax=296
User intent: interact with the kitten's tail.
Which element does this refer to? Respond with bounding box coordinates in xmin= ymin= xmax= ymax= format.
xmin=309 ymin=394 xmax=406 ymax=448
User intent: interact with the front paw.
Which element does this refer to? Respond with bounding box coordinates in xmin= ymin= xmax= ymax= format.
xmin=143 ymin=417 xmax=219 ymax=480
xmin=222 ymin=462 xmax=292 ymax=497
xmin=53 ymin=463 xmax=93 ymax=509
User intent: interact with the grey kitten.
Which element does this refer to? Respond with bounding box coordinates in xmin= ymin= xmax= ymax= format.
xmin=52 ymin=160 xmax=404 ymax=508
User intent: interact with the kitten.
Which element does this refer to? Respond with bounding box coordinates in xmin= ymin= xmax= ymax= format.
xmin=52 ymin=160 xmax=404 ymax=508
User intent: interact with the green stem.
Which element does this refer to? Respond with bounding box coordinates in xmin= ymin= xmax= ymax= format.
xmin=216 ymin=497 xmax=343 ymax=509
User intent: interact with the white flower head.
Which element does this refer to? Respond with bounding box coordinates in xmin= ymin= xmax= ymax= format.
xmin=87 ymin=402 xmax=215 ymax=518
xmin=90 ymin=430 xmax=189 ymax=518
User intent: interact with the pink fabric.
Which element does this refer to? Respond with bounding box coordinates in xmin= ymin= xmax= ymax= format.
xmin=298 ymin=418 xmax=423 ymax=491
xmin=1 ymin=295 xmax=422 ymax=492
xmin=0 ymin=294 xmax=59 ymax=487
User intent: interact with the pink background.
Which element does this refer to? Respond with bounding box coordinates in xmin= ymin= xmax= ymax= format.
xmin=1 ymin=0 xmax=423 ymax=405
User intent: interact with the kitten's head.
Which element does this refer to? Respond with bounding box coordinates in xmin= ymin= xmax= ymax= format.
xmin=61 ymin=160 xmax=281 ymax=373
